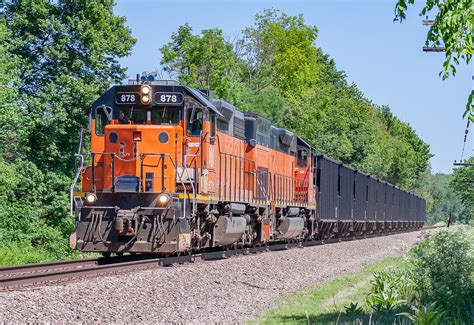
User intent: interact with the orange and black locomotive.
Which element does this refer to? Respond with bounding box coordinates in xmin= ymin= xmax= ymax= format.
xmin=70 ymin=77 xmax=425 ymax=255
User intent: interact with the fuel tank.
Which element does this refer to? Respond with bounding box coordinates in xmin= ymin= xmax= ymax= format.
xmin=277 ymin=216 xmax=305 ymax=239
xmin=213 ymin=215 xmax=247 ymax=245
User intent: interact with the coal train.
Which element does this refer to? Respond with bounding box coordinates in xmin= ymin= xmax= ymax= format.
xmin=70 ymin=78 xmax=426 ymax=255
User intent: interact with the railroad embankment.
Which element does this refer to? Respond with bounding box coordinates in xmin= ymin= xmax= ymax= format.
xmin=0 ymin=231 xmax=425 ymax=323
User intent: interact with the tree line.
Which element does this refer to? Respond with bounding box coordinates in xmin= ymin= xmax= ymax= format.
xmin=160 ymin=10 xmax=431 ymax=189
xmin=0 ymin=2 xmax=470 ymax=264
xmin=0 ymin=0 xmax=136 ymax=262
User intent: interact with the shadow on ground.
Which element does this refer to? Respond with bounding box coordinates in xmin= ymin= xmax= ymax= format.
xmin=262 ymin=311 xmax=412 ymax=324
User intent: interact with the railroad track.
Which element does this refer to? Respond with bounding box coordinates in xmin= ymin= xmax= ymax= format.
xmin=0 ymin=255 xmax=171 ymax=292
xmin=0 ymin=227 xmax=437 ymax=291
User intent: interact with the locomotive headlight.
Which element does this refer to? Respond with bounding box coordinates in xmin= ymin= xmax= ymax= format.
xmin=140 ymin=85 xmax=152 ymax=105
xmin=158 ymin=193 xmax=171 ymax=206
xmin=141 ymin=85 xmax=151 ymax=95
xmin=85 ymin=193 xmax=97 ymax=204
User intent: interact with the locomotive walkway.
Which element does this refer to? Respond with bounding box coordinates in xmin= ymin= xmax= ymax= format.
xmin=0 ymin=230 xmax=429 ymax=323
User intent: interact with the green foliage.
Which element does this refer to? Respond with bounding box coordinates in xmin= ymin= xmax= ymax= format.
xmin=225 ymin=83 xmax=286 ymax=123
xmin=6 ymin=0 xmax=136 ymax=174
xmin=0 ymin=21 xmax=27 ymax=162
xmin=256 ymin=228 xmax=474 ymax=324
xmin=403 ymin=227 xmax=474 ymax=322
xmin=366 ymin=271 xmax=407 ymax=313
xmin=394 ymin=0 xmax=474 ymax=121
xmin=450 ymin=157 xmax=474 ymax=218
xmin=414 ymin=172 xmax=471 ymax=225
xmin=344 ymin=302 xmax=364 ymax=317
xmin=161 ymin=9 xmax=432 ymax=189
xmin=0 ymin=0 xmax=135 ymax=264
xmin=238 ymin=9 xmax=320 ymax=95
xmin=252 ymin=257 xmax=404 ymax=324
xmin=398 ymin=303 xmax=447 ymax=325
xmin=160 ymin=24 xmax=238 ymax=97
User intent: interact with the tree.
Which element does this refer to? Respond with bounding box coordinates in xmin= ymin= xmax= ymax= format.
xmin=414 ymin=172 xmax=471 ymax=224
xmin=394 ymin=0 xmax=474 ymax=121
xmin=450 ymin=157 xmax=474 ymax=222
xmin=0 ymin=20 xmax=27 ymax=163
xmin=5 ymin=0 xmax=136 ymax=174
xmin=160 ymin=24 xmax=238 ymax=97
xmin=238 ymin=9 xmax=320 ymax=95
xmin=0 ymin=19 xmax=67 ymax=259
xmin=160 ymin=9 xmax=432 ymax=189
xmin=380 ymin=106 xmax=432 ymax=187
xmin=0 ymin=0 xmax=136 ymax=263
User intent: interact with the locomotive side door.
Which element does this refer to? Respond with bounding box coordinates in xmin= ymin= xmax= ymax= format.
xmin=186 ymin=104 xmax=217 ymax=195
xmin=199 ymin=111 xmax=217 ymax=195
xmin=206 ymin=113 xmax=217 ymax=196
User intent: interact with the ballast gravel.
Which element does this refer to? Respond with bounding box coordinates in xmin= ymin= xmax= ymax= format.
xmin=0 ymin=231 xmax=426 ymax=323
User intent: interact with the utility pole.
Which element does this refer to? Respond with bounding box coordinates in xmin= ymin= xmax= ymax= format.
xmin=422 ymin=17 xmax=474 ymax=167
xmin=453 ymin=161 xmax=474 ymax=167
xmin=421 ymin=17 xmax=445 ymax=52
xmin=453 ymin=76 xmax=473 ymax=167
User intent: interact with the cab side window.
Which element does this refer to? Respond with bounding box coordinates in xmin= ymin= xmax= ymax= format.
xmin=186 ymin=106 xmax=203 ymax=136
xmin=297 ymin=149 xmax=308 ymax=167
xmin=95 ymin=106 xmax=112 ymax=136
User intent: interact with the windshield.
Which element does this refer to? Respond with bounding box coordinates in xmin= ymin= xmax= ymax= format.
xmin=119 ymin=107 xmax=181 ymax=125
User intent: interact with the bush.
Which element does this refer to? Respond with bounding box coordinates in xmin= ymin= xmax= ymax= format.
xmin=398 ymin=303 xmax=447 ymax=325
xmin=366 ymin=270 xmax=407 ymax=313
xmin=403 ymin=227 xmax=474 ymax=322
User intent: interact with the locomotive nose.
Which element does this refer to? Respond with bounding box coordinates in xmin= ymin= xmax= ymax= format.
xmin=103 ymin=125 xmax=182 ymax=193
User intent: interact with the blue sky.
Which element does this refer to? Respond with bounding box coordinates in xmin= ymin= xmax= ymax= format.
xmin=115 ymin=0 xmax=473 ymax=174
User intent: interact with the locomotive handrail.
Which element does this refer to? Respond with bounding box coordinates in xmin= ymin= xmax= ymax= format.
xmin=215 ymin=134 xmax=245 ymax=202
xmin=86 ymin=146 xmax=195 ymax=220
xmin=140 ymin=152 xmax=189 ymax=220
xmin=70 ymin=128 xmax=85 ymax=217
xmin=218 ymin=151 xmax=256 ymax=202
xmin=182 ymin=130 xmax=204 ymax=218
xmin=87 ymin=151 xmax=184 ymax=192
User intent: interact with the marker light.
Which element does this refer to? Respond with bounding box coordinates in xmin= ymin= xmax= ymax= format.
xmin=158 ymin=193 xmax=171 ymax=206
xmin=85 ymin=193 xmax=97 ymax=204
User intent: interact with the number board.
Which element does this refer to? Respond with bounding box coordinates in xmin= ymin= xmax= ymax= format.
xmin=154 ymin=92 xmax=184 ymax=106
xmin=115 ymin=92 xmax=139 ymax=104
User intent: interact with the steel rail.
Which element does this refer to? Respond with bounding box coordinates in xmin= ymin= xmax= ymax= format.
xmin=0 ymin=258 xmax=98 ymax=279
xmin=0 ymin=227 xmax=437 ymax=292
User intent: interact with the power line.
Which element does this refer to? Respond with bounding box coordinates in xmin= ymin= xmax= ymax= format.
xmin=421 ymin=17 xmax=474 ymax=167
xmin=460 ymin=119 xmax=470 ymax=161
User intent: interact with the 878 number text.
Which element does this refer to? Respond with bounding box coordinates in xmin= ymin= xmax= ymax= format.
xmin=160 ymin=94 xmax=178 ymax=103
xmin=155 ymin=92 xmax=183 ymax=105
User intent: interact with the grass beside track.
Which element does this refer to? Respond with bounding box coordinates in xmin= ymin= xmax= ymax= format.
xmin=252 ymin=257 xmax=403 ymax=324
xmin=0 ymin=243 xmax=98 ymax=266
xmin=253 ymin=226 xmax=474 ymax=324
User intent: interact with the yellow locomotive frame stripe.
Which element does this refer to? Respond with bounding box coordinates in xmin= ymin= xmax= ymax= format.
xmin=177 ymin=193 xmax=316 ymax=209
